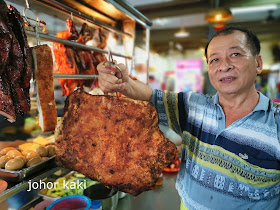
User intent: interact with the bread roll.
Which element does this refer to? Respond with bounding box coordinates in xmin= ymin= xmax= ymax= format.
xmin=32 ymin=45 xmax=57 ymax=132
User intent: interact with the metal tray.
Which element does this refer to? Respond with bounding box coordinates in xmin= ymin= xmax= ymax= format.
xmin=0 ymin=156 xmax=56 ymax=182
xmin=38 ymin=170 xmax=75 ymax=199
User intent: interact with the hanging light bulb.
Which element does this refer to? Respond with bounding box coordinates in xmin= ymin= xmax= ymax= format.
xmin=214 ymin=21 xmax=227 ymax=31
xmin=174 ymin=27 xmax=190 ymax=38
xmin=205 ymin=7 xmax=233 ymax=23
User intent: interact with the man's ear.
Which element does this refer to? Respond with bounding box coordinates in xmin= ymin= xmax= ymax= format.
xmin=256 ymin=55 xmax=263 ymax=74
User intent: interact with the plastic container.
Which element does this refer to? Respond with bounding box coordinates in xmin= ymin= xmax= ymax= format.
xmin=47 ymin=195 xmax=91 ymax=210
xmin=90 ymin=200 xmax=102 ymax=210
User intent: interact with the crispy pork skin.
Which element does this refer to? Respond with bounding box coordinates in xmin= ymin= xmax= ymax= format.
xmin=55 ymin=89 xmax=177 ymax=195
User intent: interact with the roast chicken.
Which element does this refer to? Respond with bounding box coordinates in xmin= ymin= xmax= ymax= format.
xmin=53 ymin=19 xmax=107 ymax=96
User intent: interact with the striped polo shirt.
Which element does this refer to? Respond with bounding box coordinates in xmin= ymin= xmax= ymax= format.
xmin=152 ymin=90 xmax=280 ymax=210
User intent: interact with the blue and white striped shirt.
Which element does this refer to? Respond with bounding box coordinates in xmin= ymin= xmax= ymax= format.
xmin=152 ymin=90 xmax=280 ymax=210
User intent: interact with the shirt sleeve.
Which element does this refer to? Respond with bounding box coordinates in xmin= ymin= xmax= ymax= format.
xmin=274 ymin=103 xmax=280 ymax=143
xmin=152 ymin=89 xmax=190 ymax=136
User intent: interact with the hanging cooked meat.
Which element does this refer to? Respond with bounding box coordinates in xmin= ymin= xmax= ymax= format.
xmin=5 ymin=30 xmax=30 ymax=115
xmin=7 ymin=5 xmax=32 ymax=90
xmin=0 ymin=0 xmax=10 ymax=26
xmin=0 ymin=73 xmax=16 ymax=122
xmin=91 ymin=28 xmax=107 ymax=67
xmin=32 ymin=45 xmax=57 ymax=132
xmin=55 ymin=89 xmax=177 ymax=195
xmin=53 ymin=19 xmax=82 ymax=96
xmin=0 ymin=0 xmax=31 ymax=121
xmin=77 ymin=23 xmax=97 ymax=87
xmin=53 ymin=19 xmax=107 ymax=96
xmin=77 ymin=22 xmax=93 ymax=44
xmin=0 ymin=21 xmax=11 ymax=76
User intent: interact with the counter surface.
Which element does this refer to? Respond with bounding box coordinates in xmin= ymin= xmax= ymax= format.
xmin=117 ymin=172 xmax=180 ymax=210
xmin=0 ymin=169 xmax=181 ymax=210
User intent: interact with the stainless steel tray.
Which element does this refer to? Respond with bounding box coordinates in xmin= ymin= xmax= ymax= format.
xmin=38 ymin=170 xmax=75 ymax=199
xmin=0 ymin=156 xmax=56 ymax=182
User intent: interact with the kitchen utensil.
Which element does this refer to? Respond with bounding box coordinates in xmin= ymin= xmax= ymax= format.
xmin=84 ymin=183 xmax=118 ymax=210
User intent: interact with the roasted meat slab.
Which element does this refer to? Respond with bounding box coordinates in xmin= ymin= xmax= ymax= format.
xmin=0 ymin=0 xmax=31 ymax=121
xmin=32 ymin=45 xmax=57 ymax=132
xmin=55 ymin=89 xmax=177 ymax=195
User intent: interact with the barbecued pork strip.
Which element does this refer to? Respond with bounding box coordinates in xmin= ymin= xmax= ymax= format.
xmin=32 ymin=45 xmax=57 ymax=132
xmin=55 ymin=89 xmax=177 ymax=195
xmin=0 ymin=73 xmax=16 ymax=122
xmin=0 ymin=0 xmax=30 ymax=121
xmin=7 ymin=5 xmax=32 ymax=89
xmin=5 ymin=34 xmax=30 ymax=115
xmin=9 ymin=82 xmax=30 ymax=115
xmin=0 ymin=20 xmax=12 ymax=76
xmin=0 ymin=0 xmax=10 ymax=26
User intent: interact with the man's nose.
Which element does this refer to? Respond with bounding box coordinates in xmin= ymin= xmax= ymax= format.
xmin=218 ymin=58 xmax=233 ymax=72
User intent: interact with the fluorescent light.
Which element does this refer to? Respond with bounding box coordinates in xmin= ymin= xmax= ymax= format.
xmin=231 ymin=4 xmax=278 ymax=14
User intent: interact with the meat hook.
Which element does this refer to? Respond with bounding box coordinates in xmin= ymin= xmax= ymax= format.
xmin=106 ymin=47 xmax=123 ymax=98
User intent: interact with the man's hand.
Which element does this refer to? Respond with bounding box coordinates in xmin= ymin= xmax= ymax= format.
xmin=97 ymin=62 xmax=128 ymax=94
xmin=97 ymin=62 xmax=153 ymax=101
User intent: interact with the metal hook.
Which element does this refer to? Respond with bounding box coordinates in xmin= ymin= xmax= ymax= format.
xmin=106 ymin=47 xmax=123 ymax=98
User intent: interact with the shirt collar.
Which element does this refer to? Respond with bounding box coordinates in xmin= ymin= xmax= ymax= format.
xmin=212 ymin=91 xmax=269 ymax=111
xmin=254 ymin=92 xmax=269 ymax=111
xmin=213 ymin=92 xmax=219 ymax=105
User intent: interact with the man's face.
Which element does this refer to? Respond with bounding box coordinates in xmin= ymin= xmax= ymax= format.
xmin=206 ymin=31 xmax=262 ymax=96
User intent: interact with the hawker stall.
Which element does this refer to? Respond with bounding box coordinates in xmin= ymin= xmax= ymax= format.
xmin=0 ymin=0 xmax=181 ymax=209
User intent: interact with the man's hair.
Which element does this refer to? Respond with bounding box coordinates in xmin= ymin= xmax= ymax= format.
xmin=204 ymin=26 xmax=261 ymax=61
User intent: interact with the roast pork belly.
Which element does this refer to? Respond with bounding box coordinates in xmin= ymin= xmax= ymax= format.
xmin=32 ymin=45 xmax=57 ymax=132
xmin=55 ymin=89 xmax=177 ymax=195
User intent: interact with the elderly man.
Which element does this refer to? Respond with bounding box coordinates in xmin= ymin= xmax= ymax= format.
xmin=97 ymin=27 xmax=280 ymax=210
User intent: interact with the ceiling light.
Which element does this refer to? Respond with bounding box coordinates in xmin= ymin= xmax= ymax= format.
xmin=205 ymin=7 xmax=233 ymax=22
xmin=214 ymin=22 xmax=227 ymax=30
xmin=231 ymin=4 xmax=278 ymax=14
xmin=174 ymin=27 xmax=190 ymax=38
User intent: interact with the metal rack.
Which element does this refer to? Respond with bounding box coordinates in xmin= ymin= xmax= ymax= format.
xmin=27 ymin=30 xmax=132 ymax=79
xmin=26 ymin=31 xmax=132 ymax=59
xmin=22 ymin=0 xmax=152 ymax=80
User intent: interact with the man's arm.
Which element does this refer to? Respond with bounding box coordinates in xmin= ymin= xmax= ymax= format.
xmin=97 ymin=62 xmax=152 ymax=101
